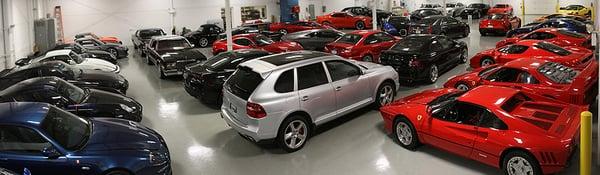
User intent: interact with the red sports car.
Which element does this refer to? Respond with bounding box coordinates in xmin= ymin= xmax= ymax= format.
xmin=479 ymin=13 xmax=521 ymax=35
xmin=269 ymin=21 xmax=330 ymax=34
xmin=487 ymin=4 xmax=513 ymax=15
xmin=75 ymin=32 xmax=122 ymax=44
xmin=496 ymin=28 xmax=593 ymax=49
xmin=211 ymin=33 xmax=303 ymax=55
xmin=380 ymin=85 xmax=585 ymax=175
xmin=469 ymin=40 xmax=593 ymax=68
xmin=316 ymin=12 xmax=372 ymax=30
xmin=324 ymin=30 xmax=398 ymax=63
xmin=445 ymin=58 xmax=598 ymax=105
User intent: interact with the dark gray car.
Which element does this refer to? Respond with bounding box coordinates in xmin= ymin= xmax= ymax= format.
xmin=75 ymin=37 xmax=129 ymax=58
xmin=281 ymin=29 xmax=344 ymax=51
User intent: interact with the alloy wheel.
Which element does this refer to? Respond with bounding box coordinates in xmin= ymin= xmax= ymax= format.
xmin=456 ymin=83 xmax=470 ymax=91
xmin=378 ymin=85 xmax=394 ymax=106
xmin=461 ymin=49 xmax=468 ymax=63
xmin=283 ymin=120 xmax=308 ymax=149
xmin=279 ymin=29 xmax=288 ymax=35
xmin=199 ymin=38 xmax=209 ymax=47
xmin=429 ymin=65 xmax=438 ymax=83
xmin=507 ymin=157 xmax=534 ymax=175
xmin=362 ymin=55 xmax=373 ymax=62
xmin=109 ymin=48 xmax=118 ymax=57
xmin=356 ymin=21 xmax=365 ymax=30
xmin=395 ymin=122 xmax=413 ymax=145
xmin=481 ymin=58 xmax=494 ymax=67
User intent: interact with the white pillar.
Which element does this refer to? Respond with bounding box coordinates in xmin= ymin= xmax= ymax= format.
xmin=442 ymin=0 xmax=447 ymax=16
xmin=169 ymin=0 xmax=175 ymax=34
xmin=372 ymin=0 xmax=378 ymax=29
xmin=225 ymin=0 xmax=233 ymax=51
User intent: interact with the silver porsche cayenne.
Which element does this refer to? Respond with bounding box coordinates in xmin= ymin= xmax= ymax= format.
xmin=220 ymin=51 xmax=399 ymax=152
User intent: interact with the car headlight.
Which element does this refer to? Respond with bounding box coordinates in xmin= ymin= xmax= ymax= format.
xmin=167 ymin=62 xmax=177 ymax=68
xmin=149 ymin=151 xmax=168 ymax=166
xmin=120 ymin=104 xmax=134 ymax=113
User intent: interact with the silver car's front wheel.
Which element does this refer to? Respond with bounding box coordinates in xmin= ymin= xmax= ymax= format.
xmin=379 ymin=85 xmax=394 ymax=106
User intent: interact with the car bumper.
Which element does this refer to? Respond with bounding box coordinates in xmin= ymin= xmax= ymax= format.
xmin=220 ymin=107 xmax=277 ymax=142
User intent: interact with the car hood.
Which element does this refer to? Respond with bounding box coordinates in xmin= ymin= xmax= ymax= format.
xmin=85 ymin=49 xmax=112 ymax=56
xmin=84 ymin=118 xmax=162 ymax=151
xmin=78 ymin=58 xmax=119 ymax=72
xmin=158 ymin=48 xmax=206 ymax=62
xmin=78 ymin=69 xmax=125 ymax=84
xmin=85 ymin=89 xmax=140 ymax=108
xmin=259 ymin=41 xmax=302 ymax=53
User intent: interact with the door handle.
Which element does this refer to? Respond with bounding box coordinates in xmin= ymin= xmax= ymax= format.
xmin=335 ymin=86 xmax=342 ymax=91
xmin=301 ymin=96 xmax=309 ymax=101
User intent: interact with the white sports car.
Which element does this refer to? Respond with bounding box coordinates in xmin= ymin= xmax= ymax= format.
xmin=17 ymin=49 xmax=120 ymax=73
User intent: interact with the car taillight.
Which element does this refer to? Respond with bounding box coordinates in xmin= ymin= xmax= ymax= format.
xmin=246 ymin=102 xmax=267 ymax=119
xmin=409 ymin=58 xmax=421 ymax=67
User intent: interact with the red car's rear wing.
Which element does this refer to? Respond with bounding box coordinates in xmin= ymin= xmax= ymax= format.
xmin=567 ymin=60 xmax=598 ymax=105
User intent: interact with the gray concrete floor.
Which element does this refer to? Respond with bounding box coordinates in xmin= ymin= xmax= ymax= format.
xmin=115 ymin=15 xmax=599 ymax=175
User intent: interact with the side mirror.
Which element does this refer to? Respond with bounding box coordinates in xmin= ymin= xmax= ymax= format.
xmin=15 ymin=58 xmax=30 ymax=66
xmin=41 ymin=145 xmax=61 ymax=159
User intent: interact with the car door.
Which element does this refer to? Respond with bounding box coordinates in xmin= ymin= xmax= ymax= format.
xmin=324 ymin=60 xmax=370 ymax=115
xmin=296 ymin=62 xmax=337 ymax=124
xmin=233 ymin=38 xmax=255 ymax=50
xmin=0 ymin=125 xmax=74 ymax=174
xmin=471 ymin=110 xmax=509 ymax=167
xmin=422 ymin=101 xmax=483 ymax=158
xmin=429 ymin=39 xmax=450 ymax=68
xmin=437 ymin=36 xmax=460 ymax=67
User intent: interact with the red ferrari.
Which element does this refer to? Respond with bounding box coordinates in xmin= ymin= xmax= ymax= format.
xmin=469 ymin=40 xmax=593 ymax=68
xmin=445 ymin=58 xmax=598 ymax=105
xmin=380 ymin=85 xmax=585 ymax=175
xmin=211 ymin=33 xmax=303 ymax=55
xmin=316 ymin=12 xmax=372 ymax=30
xmin=324 ymin=30 xmax=398 ymax=63
xmin=479 ymin=13 xmax=521 ymax=36
xmin=496 ymin=28 xmax=593 ymax=49
xmin=487 ymin=4 xmax=513 ymax=15
xmin=269 ymin=21 xmax=329 ymax=34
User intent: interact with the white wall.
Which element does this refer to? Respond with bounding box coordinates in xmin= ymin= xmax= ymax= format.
xmin=49 ymin=0 xmax=280 ymax=46
xmin=0 ymin=0 xmax=46 ymax=69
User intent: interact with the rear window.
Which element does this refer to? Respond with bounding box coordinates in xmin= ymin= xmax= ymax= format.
xmin=336 ymin=34 xmax=363 ymax=45
xmin=225 ymin=67 xmax=263 ymax=100
xmin=390 ymin=37 xmax=428 ymax=52
xmin=417 ymin=17 xmax=440 ymax=25
xmin=487 ymin=14 xmax=506 ymax=20
xmin=494 ymin=4 xmax=508 ymax=8
xmin=501 ymin=92 xmax=531 ymax=112
xmin=537 ymin=62 xmax=579 ymax=84
xmin=533 ymin=42 xmax=571 ymax=56
xmin=557 ymin=30 xmax=587 ymax=38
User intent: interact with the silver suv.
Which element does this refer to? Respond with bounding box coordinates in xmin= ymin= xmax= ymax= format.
xmin=220 ymin=51 xmax=399 ymax=152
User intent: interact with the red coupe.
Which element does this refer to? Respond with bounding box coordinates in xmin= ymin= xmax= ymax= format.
xmin=211 ymin=33 xmax=303 ymax=55
xmin=269 ymin=21 xmax=329 ymax=34
xmin=469 ymin=40 xmax=593 ymax=68
xmin=445 ymin=58 xmax=598 ymax=105
xmin=380 ymin=85 xmax=585 ymax=175
xmin=316 ymin=12 xmax=372 ymax=30
xmin=479 ymin=13 xmax=521 ymax=36
xmin=496 ymin=28 xmax=593 ymax=49
xmin=324 ymin=30 xmax=398 ymax=63
xmin=487 ymin=4 xmax=513 ymax=15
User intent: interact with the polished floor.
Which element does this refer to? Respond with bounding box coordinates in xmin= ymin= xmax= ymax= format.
xmin=115 ymin=16 xmax=599 ymax=175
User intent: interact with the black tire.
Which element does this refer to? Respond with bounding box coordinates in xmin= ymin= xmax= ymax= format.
xmin=145 ymin=55 xmax=154 ymax=65
xmin=480 ymin=31 xmax=487 ymax=36
xmin=502 ymin=150 xmax=542 ymax=175
xmin=362 ymin=55 xmax=373 ymax=62
xmin=463 ymin=27 xmax=470 ymax=37
xmin=279 ymin=29 xmax=288 ymax=35
xmin=427 ymin=65 xmax=439 ymax=84
xmin=374 ymin=81 xmax=395 ymax=108
xmin=276 ymin=115 xmax=311 ymax=153
xmin=158 ymin=65 xmax=166 ymax=79
xmin=108 ymin=48 xmax=119 ymax=58
xmin=104 ymin=170 xmax=131 ymax=175
xmin=198 ymin=37 xmax=209 ymax=48
xmin=322 ymin=21 xmax=332 ymax=27
xmin=480 ymin=57 xmax=495 ymax=67
xmin=455 ymin=82 xmax=470 ymax=91
xmin=393 ymin=117 xmax=420 ymax=150
xmin=355 ymin=21 xmax=366 ymax=30
xmin=459 ymin=48 xmax=468 ymax=63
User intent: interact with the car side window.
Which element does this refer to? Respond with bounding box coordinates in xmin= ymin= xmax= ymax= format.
xmin=0 ymin=125 xmax=50 ymax=155
xmin=332 ymin=13 xmax=345 ymax=17
xmin=524 ymin=32 xmax=556 ymax=40
xmin=485 ymin=68 xmax=539 ymax=84
xmin=297 ymin=62 xmax=329 ymax=90
xmin=430 ymin=40 xmax=443 ymax=51
xmin=325 ymin=60 xmax=361 ymax=82
xmin=274 ymin=69 xmax=295 ymax=93
xmin=40 ymin=68 xmax=65 ymax=77
xmin=234 ymin=38 xmax=253 ymax=46
xmin=438 ymin=102 xmax=487 ymax=126
xmin=480 ymin=113 xmax=508 ymax=130
xmin=53 ymin=55 xmax=71 ymax=63
xmin=364 ymin=34 xmax=380 ymax=45
xmin=437 ymin=37 xmax=453 ymax=50
xmin=497 ymin=45 xmax=529 ymax=54
xmin=376 ymin=33 xmax=394 ymax=42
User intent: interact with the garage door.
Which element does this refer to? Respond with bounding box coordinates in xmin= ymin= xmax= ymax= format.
xmin=524 ymin=0 xmax=557 ymax=14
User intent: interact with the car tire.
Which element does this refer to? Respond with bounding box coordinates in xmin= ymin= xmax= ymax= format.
xmin=455 ymin=83 xmax=470 ymax=91
xmin=480 ymin=57 xmax=495 ymax=67
xmin=322 ymin=21 xmax=332 ymax=27
xmin=158 ymin=65 xmax=166 ymax=79
xmin=362 ymin=55 xmax=373 ymax=62
xmin=427 ymin=65 xmax=439 ymax=84
xmin=463 ymin=27 xmax=469 ymax=37
xmin=279 ymin=29 xmax=288 ymax=35
xmin=146 ymin=55 xmax=154 ymax=65
xmin=374 ymin=81 xmax=395 ymax=108
xmin=108 ymin=48 xmax=119 ymax=58
xmin=502 ymin=150 xmax=542 ymax=175
xmin=459 ymin=48 xmax=468 ymax=63
xmin=393 ymin=117 xmax=420 ymax=150
xmin=104 ymin=170 xmax=131 ymax=175
xmin=198 ymin=37 xmax=209 ymax=48
xmin=355 ymin=21 xmax=366 ymax=30
xmin=276 ymin=115 xmax=310 ymax=153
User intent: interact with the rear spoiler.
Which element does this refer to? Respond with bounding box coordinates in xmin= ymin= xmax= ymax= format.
xmin=568 ymin=60 xmax=598 ymax=104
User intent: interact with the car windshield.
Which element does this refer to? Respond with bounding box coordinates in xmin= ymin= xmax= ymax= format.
xmin=428 ymin=91 xmax=466 ymax=113
xmin=564 ymin=5 xmax=581 ymax=10
xmin=41 ymin=106 xmax=90 ymax=151
xmin=494 ymin=4 xmax=508 ymax=8
xmin=446 ymin=4 xmax=455 ymax=8
xmin=417 ymin=17 xmax=439 ymax=25
xmin=479 ymin=65 xmax=500 ymax=76
xmin=487 ymin=14 xmax=506 ymax=20
xmin=55 ymin=79 xmax=88 ymax=103
xmin=533 ymin=42 xmax=571 ymax=56
xmin=157 ymin=39 xmax=191 ymax=51
xmin=336 ymin=34 xmax=362 ymax=45
xmin=390 ymin=37 xmax=427 ymax=52
xmin=69 ymin=52 xmax=85 ymax=64
xmin=468 ymin=4 xmax=485 ymax=8
xmin=254 ymin=35 xmax=274 ymax=45
xmin=203 ymin=52 xmax=238 ymax=70
xmin=139 ymin=29 xmax=164 ymax=38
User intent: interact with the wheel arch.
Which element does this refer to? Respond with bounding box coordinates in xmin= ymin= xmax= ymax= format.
xmin=102 ymin=167 xmax=135 ymax=175
xmin=392 ymin=113 xmax=424 ymax=143
xmin=499 ymin=147 xmax=539 ymax=169
xmin=374 ymin=79 xmax=397 ymax=98
xmin=282 ymin=110 xmax=315 ymax=133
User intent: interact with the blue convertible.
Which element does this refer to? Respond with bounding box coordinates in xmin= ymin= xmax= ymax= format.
xmin=506 ymin=18 xmax=588 ymax=37
xmin=0 ymin=102 xmax=171 ymax=175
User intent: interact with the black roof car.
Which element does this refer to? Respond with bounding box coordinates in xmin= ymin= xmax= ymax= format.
xmin=75 ymin=37 xmax=129 ymax=58
xmin=183 ymin=24 xmax=224 ymax=48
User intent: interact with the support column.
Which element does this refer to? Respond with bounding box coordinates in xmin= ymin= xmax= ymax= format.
xmin=372 ymin=0 xmax=377 ymax=29
xmin=224 ymin=0 xmax=232 ymax=51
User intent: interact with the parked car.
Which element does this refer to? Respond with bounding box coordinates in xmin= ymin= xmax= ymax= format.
xmin=497 ymin=28 xmax=593 ymax=49
xmin=534 ymin=14 xmax=591 ymax=24
xmin=146 ymin=35 xmax=207 ymax=79
xmin=269 ymin=21 xmax=329 ymax=34
xmin=380 ymin=85 xmax=584 ymax=175
xmin=391 ymin=6 xmax=410 ymax=16
xmin=212 ymin=33 xmax=303 ymax=55
xmin=132 ymin=28 xmax=166 ymax=55
xmin=75 ymin=37 xmax=129 ymax=58
xmin=409 ymin=15 xmax=470 ymax=38
xmin=420 ymin=3 xmax=444 ymax=12
xmin=184 ymin=49 xmax=270 ymax=105
xmin=0 ymin=77 xmax=143 ymax=121
xmin=558 ymin=4 xmax=592 ymax=17
xmin=487 ymin=4 xmax=513 ymax=15
xmin=48 ymin=43 xmax=117 ymax=64
xmin=409 ymin=9 xmax=443 ymax=21
xmin=380 ymin=34 xmax=467 ymax=84
xmin=324 ymin=30 xmax=399 ymax=63
xmin=445 ymin=58 xmax=598 ymax=105
xmin=75 ymin=32 xmax=122 ymax=44
xmin=221 ymin=51 xmax=399 ymax=152
xmin=183 ymin=24 xmax=223 ymax=48
xmin=0 ymin=102 xmax=171 ymax=175
xmin=470 ymin=40 xmax=593 ymax=68
xmin=341 ymin=6 xmax=392 ymax=26
xmin=281 ymin=29 xmax=344 ymax=51
xmin=218 ymin=26 xmax=284 ymax=41
xmin=458 ymin=3 xmax=491 ymax=19
xmin=506 ymin=18 xmax=588 ymax=37
xmin=445 ymin=3 xmax=465 ymax=17
xmin=479 ymin=13 xmax=521 ymax=36
xmin=0 ymin=61 xmax=128 ymax=94
xmin=0 ymin=168 xmax=16 ymax=175
xmin=15 ymin=49 xmax=120 ymax=73
xmin=383 ymin=16 xmax=411 ymax=36
xmin=316 ymin=12 xmax=373 ymax=30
